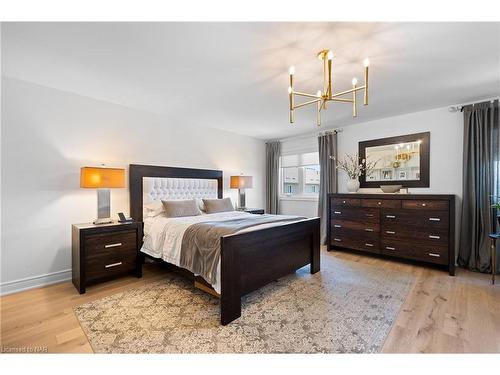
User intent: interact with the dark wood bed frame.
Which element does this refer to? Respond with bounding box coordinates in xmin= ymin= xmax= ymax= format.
xmin=129 ymin=164 xmax=320 ymax=325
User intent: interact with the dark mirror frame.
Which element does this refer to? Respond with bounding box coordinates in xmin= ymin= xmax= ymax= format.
xmin=359 ymin=131 xmax=430 ymax=188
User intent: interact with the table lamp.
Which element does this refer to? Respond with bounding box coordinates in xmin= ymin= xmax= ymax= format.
xmin=80 ymin=166 xmax=125 ymax=224
xmin=230 ymin=175 xmax=253 ymax=210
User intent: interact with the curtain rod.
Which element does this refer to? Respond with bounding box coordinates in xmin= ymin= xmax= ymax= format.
xmin=274 ymin=128 xmax=343 ymax=143
xmin=449 ymin=97 xmax=499 ymax=112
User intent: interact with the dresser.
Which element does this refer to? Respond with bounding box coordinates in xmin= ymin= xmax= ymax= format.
xmin=328 ymin=193 xmax=455 ymax=275
xmin=72 ymin=222 xmax=142 ymax=293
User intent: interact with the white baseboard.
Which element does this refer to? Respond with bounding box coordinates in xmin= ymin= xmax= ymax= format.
xmin=0 ymin=269 xmax=72 ymax=296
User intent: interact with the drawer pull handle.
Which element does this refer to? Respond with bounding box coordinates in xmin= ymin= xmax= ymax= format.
xmin=377 ymin=201 xmax=382 ymax=205
xmin=333 ymin=238 xmax=342 ymax=242
xmin=429 ymin=217 xmax=441 ymax=222
xmin=104 ymin=243 xmax=122 ymax=248
xmin=422 ymin=203 xmax=427 ymax=207
xmin=385 ymin=246 xmax=396 ymax=250
xmin=334 ymin=211 xmax=342 ymax=214
xmin=386 ymin=215 xmax=396 ymax=219
xmin=365 ymin=228 xmax=374 ymax=232
xmin=386 ymin=231 xmax=396 ymax=234
xmin=365 ymin=243 xmax=374 ymax=247
xmin=365 ymin=214 xmax=375 ymax=217
xmin=105 ymin=262 xmax=123 ymax=268
xmin=342 ymin=200 xmax=346 ymax=204
xmin=429 ymin=235 xmax=440 ymax=239
xmin=428 ymin=253 xmax=441 ymax=258
xmin=334 ymin=224 xmax=342 ymax=228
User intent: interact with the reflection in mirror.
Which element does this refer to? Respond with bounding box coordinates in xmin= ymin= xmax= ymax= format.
xmin=366 ymin=140 xmax=422 ymax=182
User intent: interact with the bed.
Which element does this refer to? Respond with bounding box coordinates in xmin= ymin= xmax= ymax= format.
xmin=129 ymin=164 xmax=320 ymax=325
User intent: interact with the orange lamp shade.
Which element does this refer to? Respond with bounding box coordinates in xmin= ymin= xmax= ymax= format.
xmin=230 ymin=175 xmax=253 ymax=189
xmin=80 ymin=167 xmax=125 ymax=188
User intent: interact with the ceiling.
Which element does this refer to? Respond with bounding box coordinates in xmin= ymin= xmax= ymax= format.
xmin=2 ymin=22 xmax=499 ymax=139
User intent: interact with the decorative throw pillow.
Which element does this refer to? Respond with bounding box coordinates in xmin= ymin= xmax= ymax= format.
xmin=144 ymin=200 xmax=165 ymax=217
xmin=202 ymin=198 xmax=234 ymax=214
xmin=161 ymin=199 xmax=202 ymax=218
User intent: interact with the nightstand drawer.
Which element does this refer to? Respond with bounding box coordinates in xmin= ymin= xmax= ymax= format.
xmin=84 ymin=230 xmax=137 ymax=257
xmin=86 ymin=252 xmax=137 ymax=281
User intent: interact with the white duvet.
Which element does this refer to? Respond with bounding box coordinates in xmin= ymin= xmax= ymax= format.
xmin=141 ymin=211 xmax=305 ymax=293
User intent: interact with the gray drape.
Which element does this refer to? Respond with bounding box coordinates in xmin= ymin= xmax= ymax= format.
xmin=318 ymin=132 xmax=338 ymax=245
xmin=265 ymin=141 xmax=281 ymax=214
xmin=458 ymin=100 xmax=499 ymax=273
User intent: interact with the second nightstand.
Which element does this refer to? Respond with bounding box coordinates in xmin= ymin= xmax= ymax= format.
xmin=72 ymin=221 xmax=142 ymax=294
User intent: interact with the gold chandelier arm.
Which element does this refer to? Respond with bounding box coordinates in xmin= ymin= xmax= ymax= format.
xmin=331 ymin=85 xmax=366 ymax=98
xmin=330 ymin=97 xmax=354 ymax=103
xmin=294 ymin=91 xmax=319 ymax=99
xmin=293 ymin=98 xmax=322 ymax=109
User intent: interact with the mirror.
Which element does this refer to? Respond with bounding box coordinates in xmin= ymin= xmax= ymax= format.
xmin=359 ymin=132 xmax=430 ymax=188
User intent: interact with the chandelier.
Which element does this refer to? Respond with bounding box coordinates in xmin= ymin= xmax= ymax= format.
xmin=288 ymin=49 xmax=370 ymax=126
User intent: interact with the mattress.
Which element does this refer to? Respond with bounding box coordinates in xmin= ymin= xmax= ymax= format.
xmin=141 ymin=211 xmax=306 ymax=293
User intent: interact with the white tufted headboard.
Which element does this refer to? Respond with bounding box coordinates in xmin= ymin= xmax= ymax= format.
xmin=143 ymin=177 xmax=218 ymax=205
xmin=129 ymin=164 xmax=223 ymax=222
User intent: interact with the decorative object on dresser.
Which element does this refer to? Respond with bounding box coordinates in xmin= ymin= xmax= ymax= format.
xmin=380 ymin=185 xmax=402 ymax=193
xmin=230 ymin=175 xmax=253 ymax=210
xmin=359 ymin=132 xmax=430 ymax=188
xmin=241 ymin=208 xmax=265 ymax=215
xmin=328 ymin=193 xmax=455 ymax=275
xmin=331 ymin=152 xmax=378 ymax=193
xmin=72 ymin=221 xmax=142 ymax=294
xmin=80 ymin=166 xmax=125 ymax=224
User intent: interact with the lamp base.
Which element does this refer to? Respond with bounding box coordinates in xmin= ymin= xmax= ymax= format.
xmin=238 ymin=188 xmax=246 ymax=210
xmin=93 ymin=217 xmax=113 ymax=225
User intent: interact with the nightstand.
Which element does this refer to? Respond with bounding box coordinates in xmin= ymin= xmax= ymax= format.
xmin=72 ymin=221 xmax=142 ymax=294
xmin=239 ymin=208 xmax=265 ymax=215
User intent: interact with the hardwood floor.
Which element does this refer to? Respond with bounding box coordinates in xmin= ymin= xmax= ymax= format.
xmin=1 ymin=249 xmax=499 ymax=353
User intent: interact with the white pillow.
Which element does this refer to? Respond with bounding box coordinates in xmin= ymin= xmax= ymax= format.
xmin=196 ymin=198 xmax=206 ymax=212
xmin=144 ymin=200 xmax=164 ymax=218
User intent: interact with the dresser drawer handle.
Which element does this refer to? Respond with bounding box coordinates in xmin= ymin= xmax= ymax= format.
xmin=385 ymin=246 xmax=396 ymax=250
xmin=365 ymin=228 xmax=374 ymax=232
xmin=365 ymin=213 xmax=375 ymax=217
xmin=334 ymin=211 xmax=342 ymax=215
xmin=342 ymin=200 xmax=346 ymax=204
xmin=428 ymin=253 xmax=441 ymax=258
xmin=333 ymin=238 xmax=342 ymax=242
xmin=386 ymin=215 xmax=396 ymax=219
xmin=429 ymin=217 xmax=441 ymax=222
xmin=386 ymin=231 xmax=396 ymax=235
xmin=428 ymin=235 xmax=440 ymax=239
xmin=104 ymin=243 xmax=122 ymax=248
xmin=334 ymin=224 xmax=342 ymax=228
xmin=365 ymin=243 xmax=374 ymax=247
xmin=421 ymin=203 xmax=427 ymax=207
xmin=377 ymin=201 xmax=382 ymax=205
xmin=105 ymin=262 xmax=123 ymax=268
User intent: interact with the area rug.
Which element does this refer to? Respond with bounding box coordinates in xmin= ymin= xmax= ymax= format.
xmin=74 ymin=252 xmax=415 ymax=353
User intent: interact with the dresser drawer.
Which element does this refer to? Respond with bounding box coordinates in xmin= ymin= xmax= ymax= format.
xmin=381 ymin=225 xmax=449 ymax=245
xmin=381 ymin=210 xmax=449 ymax=229
xmin=331 ymin=207 xmax=379 ymax=222
xmin=402 ymin=200 xmax=449 ymax=211
xmin=86 ymin=252 xmax=137 ymax=281
xmin=84 ymin=230 xmax=137 ymax=258
xmin=361 ymin=199 xmax=401 ymax=209
xmin=331 ymin=197 xmax=361 ymax=207
xmin=381 ymin=240 xmax=448 ymax=265
xmin=331 ymin=218 xmax=380 ymax=233
xmin=331 ymin=236 xmax=380 ymax=254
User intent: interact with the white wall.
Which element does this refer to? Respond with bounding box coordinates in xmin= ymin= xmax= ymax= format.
xmin=278 ymin=106 xmax=463 ymax=229
xmin=0 ymin=77 xmax=266 ymax=294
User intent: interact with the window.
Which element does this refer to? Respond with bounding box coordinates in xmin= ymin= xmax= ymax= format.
xmin=281 ymin=152 xmax=320 ymax=198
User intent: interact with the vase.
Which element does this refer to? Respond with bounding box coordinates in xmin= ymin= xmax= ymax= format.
xmin=347 ymin=179 xmax=360 ymax=193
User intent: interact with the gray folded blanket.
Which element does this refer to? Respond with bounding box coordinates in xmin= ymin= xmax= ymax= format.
xmin=179 ymin=214 xmax=305 ymax=284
